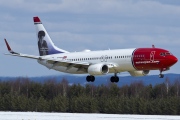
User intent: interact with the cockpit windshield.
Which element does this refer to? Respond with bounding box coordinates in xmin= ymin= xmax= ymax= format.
xmin=160 ymin=53 xmax=165 ymax=56
xmin=160 ymin=52 xmax=172 ymax=56
xmin=165 ymin=52 xmax=172 ymax=55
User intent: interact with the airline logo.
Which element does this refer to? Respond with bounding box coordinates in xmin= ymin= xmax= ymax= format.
xmin=63 ymin=56 xmax=67 ymax=59
xmin=57 ymin=56 xmax=67 ymax=60
xmin=150 ymin=51 xmax=155 ymax=62
xmin=135 ymin=51 xmax=159 ymax=64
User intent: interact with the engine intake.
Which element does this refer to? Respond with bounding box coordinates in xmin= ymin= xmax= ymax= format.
xmin=88 ymin=64 xmax=109 ymax=75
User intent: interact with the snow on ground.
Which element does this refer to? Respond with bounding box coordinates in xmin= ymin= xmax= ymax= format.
xmin=0 ymin=112 xmax=180 ymax=120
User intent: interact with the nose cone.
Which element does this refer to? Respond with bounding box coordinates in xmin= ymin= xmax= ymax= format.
xmin=173 ymin=56 xmax=178 ymax=64
xmin=171 ymin=56 xmax=178 ymax=66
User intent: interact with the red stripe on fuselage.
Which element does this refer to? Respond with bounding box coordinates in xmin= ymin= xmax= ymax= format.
xmin=132 ymin=48 xmax=177 ymax=71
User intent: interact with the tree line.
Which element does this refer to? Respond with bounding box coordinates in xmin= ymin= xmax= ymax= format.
xmin=0 ymin=77 xmax=180 ymax=115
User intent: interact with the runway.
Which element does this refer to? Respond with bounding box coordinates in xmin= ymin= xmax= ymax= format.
xmin=0 ymin=112 xmax=180 ymax=120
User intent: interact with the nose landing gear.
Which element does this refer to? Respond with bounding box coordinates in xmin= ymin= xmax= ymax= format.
xmin=159 ymin=74 xmax=164 ymax=78
xmin=159 ymin=69 xmax=166 ymax=78
xmin=159 ymin=67 xmax=170 ymax=78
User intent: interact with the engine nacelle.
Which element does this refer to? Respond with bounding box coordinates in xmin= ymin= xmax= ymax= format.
xmin=129 ymin=70 xmax=150 ymax=77
xmin=88 ymin=64 xmax=109 ymax=75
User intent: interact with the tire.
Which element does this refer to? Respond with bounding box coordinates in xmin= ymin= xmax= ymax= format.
xmin=86 ymin=75 xmax=95 ymax=82
xmin=110 ymin=76 xmax=115 ymax=82
xmin=91 ymin=76 xmax=95 ymax=82
xmin=115 ymin=77 xmax=119 ymax=83
xmin=159 ymin=74 xmax=164 ymax=78
xmin=86 ymin=76 xmax=91 ymax=82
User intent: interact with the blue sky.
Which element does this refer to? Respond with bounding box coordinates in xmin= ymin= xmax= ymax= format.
xmin=0 ymin=0 xmax=180 ymax=77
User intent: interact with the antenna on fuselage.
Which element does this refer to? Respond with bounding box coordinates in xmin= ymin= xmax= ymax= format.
xmin=152 ymin=45 xmax=155 ymax=48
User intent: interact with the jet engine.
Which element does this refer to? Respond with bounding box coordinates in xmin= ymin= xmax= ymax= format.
xmin=129 ymin=70 xmax=150 ymax=77
xmin=88 ymin=64 xmax=109 ymax=75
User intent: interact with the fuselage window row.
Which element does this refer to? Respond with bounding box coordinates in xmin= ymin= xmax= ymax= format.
xmin=115 ymin=55 xmax=132 ymax=59
xmin=65 ymin=56 xmax=116 ymax=61
xmin=69 ymin=55 xmax=134 ymax=61
xmin=64 ymin=55 xmax=146 ymax=61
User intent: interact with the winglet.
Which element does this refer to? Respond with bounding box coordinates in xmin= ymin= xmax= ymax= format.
xmin=4 ymin=39 xmax=19 ymax=54
xmin=4 ymin=39 xmax=11 ymax=51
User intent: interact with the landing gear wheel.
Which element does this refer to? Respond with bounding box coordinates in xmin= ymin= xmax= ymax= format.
xmin=110 ymin=76 xmax=115 ymax=82
xmin=159 ymin=74 xmax=164 ymax=78
xmin=115 ymin=77 xmax=119 ymax=83
xmin=86 ymin=76 xmax=91 ymax=82
xmin=110 ymin=76 xmax=119 ymax=83
xmin=91 ymin=76 xmax=95 ymax=82
xmin=86 ymin=75 xmax=95 ymax=82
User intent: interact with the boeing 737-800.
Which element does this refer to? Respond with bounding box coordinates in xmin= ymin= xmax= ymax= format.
xmin=4 ymin=16 xmax=178 ymax=83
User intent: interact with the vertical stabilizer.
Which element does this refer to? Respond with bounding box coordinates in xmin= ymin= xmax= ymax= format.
xmin=33 ymin=16 xmax=69 ymax=56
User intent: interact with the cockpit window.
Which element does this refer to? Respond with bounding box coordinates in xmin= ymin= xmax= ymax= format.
xmin=165 ymin=52 xmax=172 ymax=55
xmin=160 ymin=52 xmax=172 ymax=56
xmin=160 ymin=53 xmax=165 ymax=56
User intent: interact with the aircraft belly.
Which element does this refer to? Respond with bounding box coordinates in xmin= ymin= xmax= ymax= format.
xmin=38 ymin=60 xmax=86 ymax=74
xmin=38 ymin=58 xmax=136 ymax=74
xmin=53 ymin=66 xmax=86 ymax=74
xmin=118 ymin=59 xmax=136 ymax=71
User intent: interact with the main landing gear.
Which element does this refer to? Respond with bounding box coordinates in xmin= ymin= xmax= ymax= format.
xmin=86 ymin=73 xmax=120 ymax=83
xmin=110 ymin=73 xmax=119 ymax=83
xmin=86 ymin=75 xmax=95 ymax=82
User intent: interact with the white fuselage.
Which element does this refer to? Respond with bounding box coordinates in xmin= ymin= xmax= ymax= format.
xmin=38 ymin=48 xmax=137 ymax=74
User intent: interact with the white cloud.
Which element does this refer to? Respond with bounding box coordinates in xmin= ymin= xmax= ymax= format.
xmin=0 ymin=14 xmax=15 ymax=21
xmin=0 ymin=0 xmax=180 ymax=17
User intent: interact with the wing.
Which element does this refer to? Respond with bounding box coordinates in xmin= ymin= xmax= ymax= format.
xmin=4 ymin=39 xmax=118 ymax=72
xmin=4 ymin=39 xmax=90 ymax=71
xmin=45 ymin=58 xmax=118 ymax=72
xmin=4 ymin=39 xmax=40 ymax=59
xmin=45 ymin=58 xmax=90 ymax=71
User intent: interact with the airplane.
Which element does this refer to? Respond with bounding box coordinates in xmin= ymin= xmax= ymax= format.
xmin=4 ymin=16 xmax=178 ymax=83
